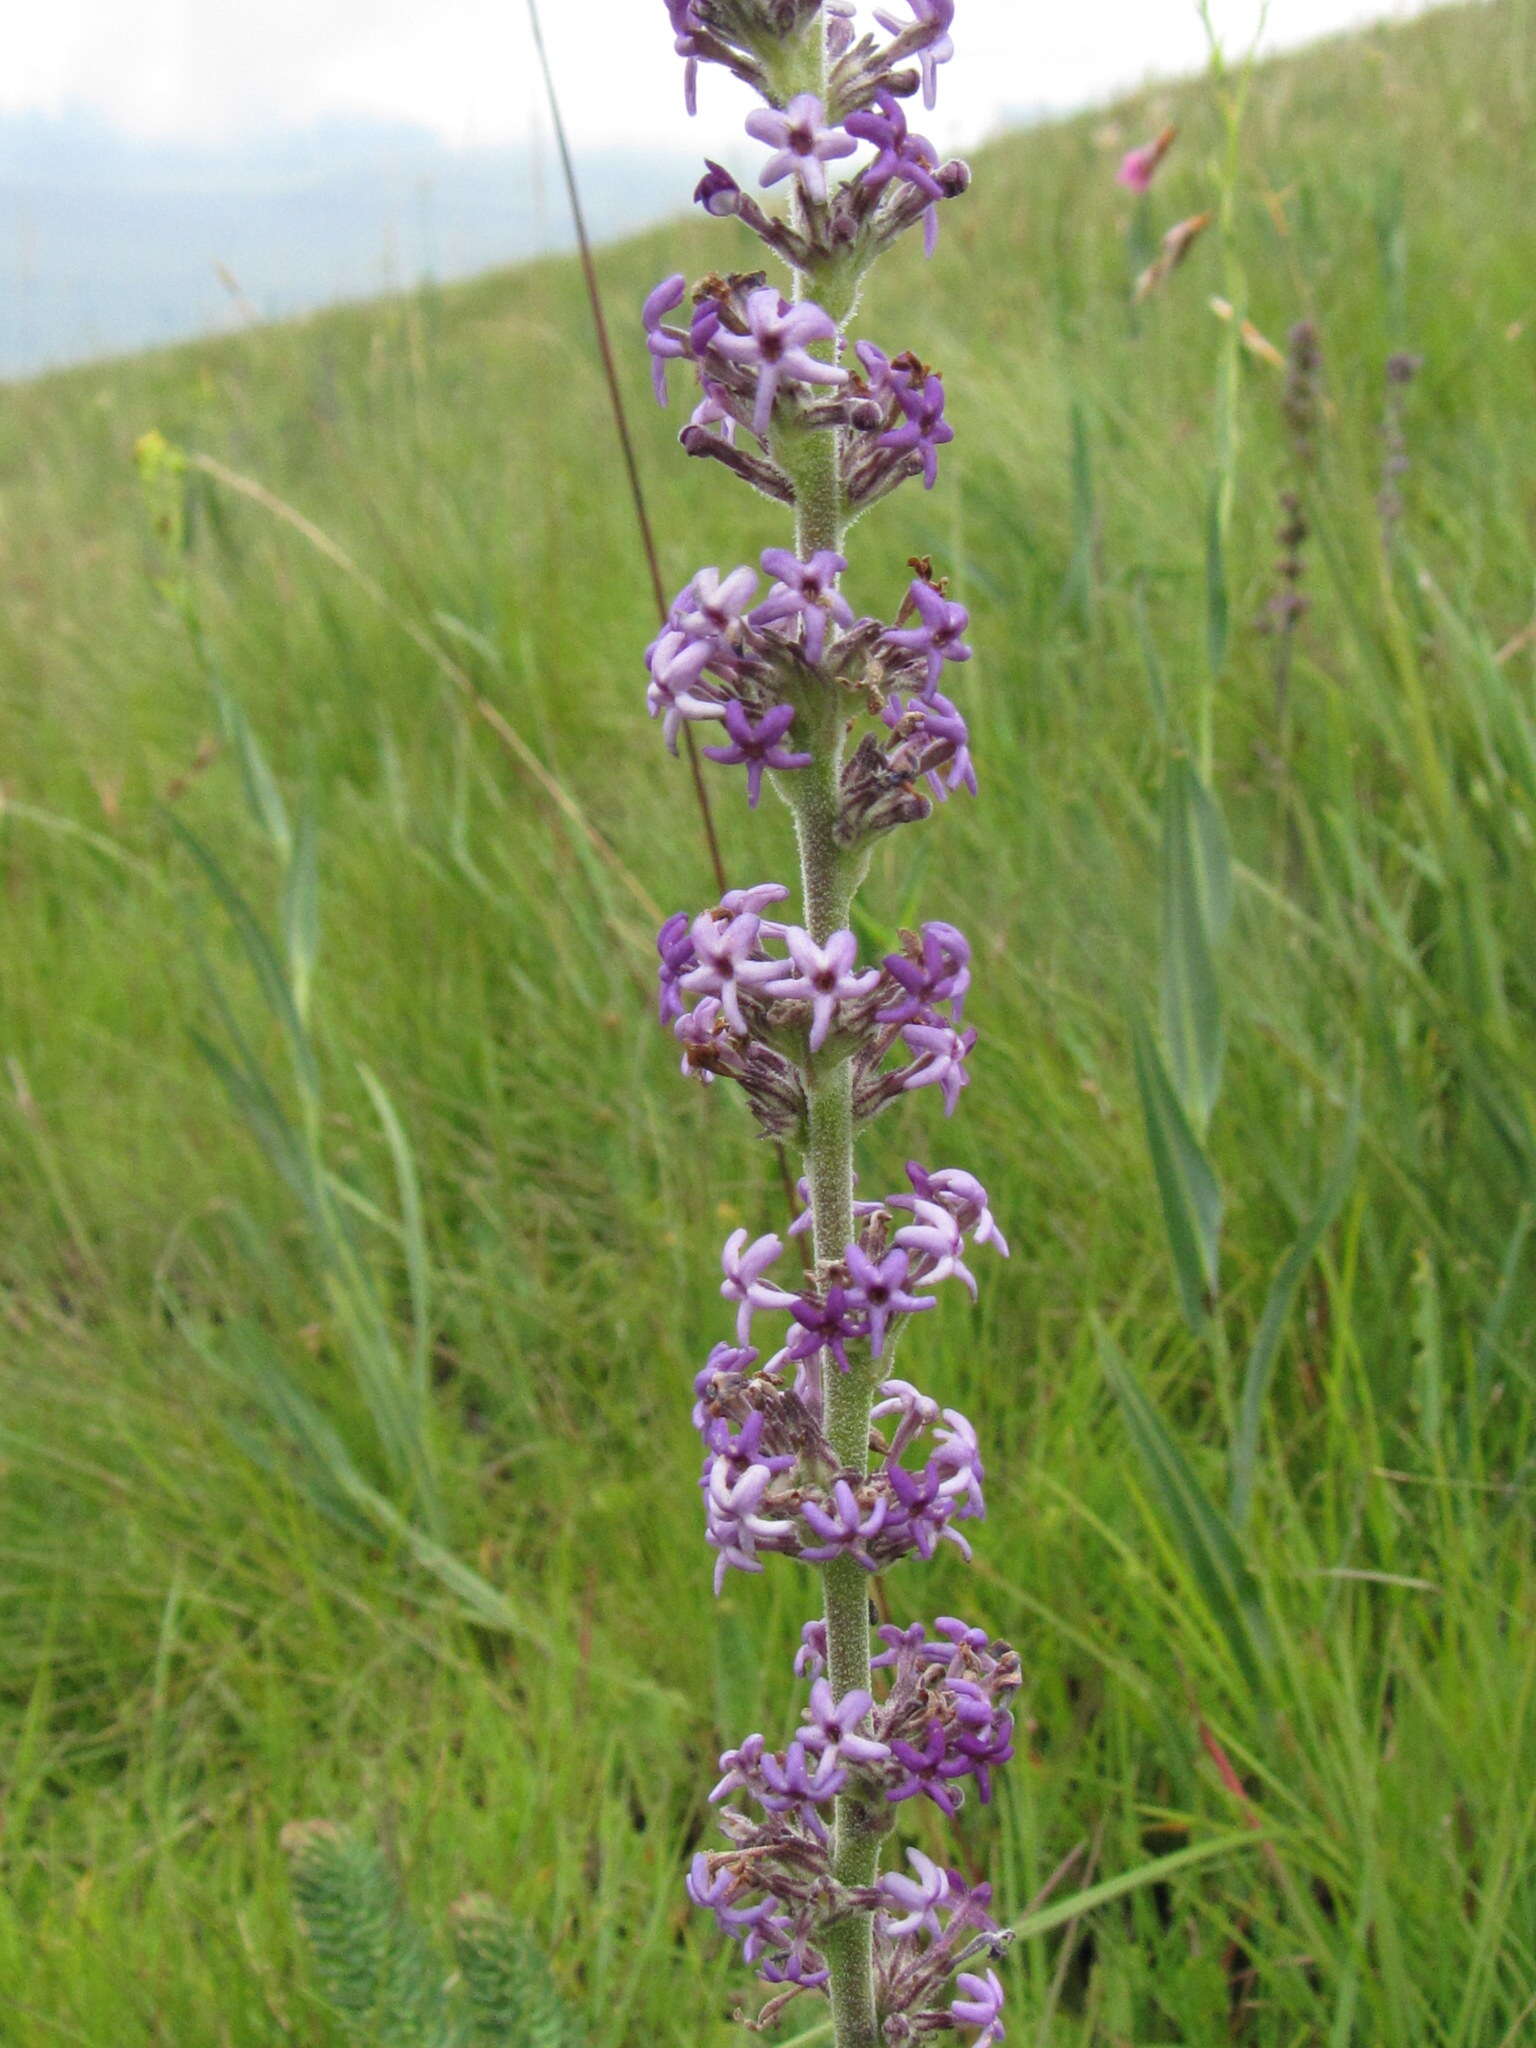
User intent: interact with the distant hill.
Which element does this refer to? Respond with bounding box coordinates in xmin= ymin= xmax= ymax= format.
xmin=0 ymin=110 xmax=700 ymax=378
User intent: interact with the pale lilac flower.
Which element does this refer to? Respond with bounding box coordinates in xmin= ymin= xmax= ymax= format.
xmin=646 ymin=631 xmax=726 ymax=752
xmin=752 ymin=549 xmax=854 ymax=662
xmin=873 ymin=0 xmax=956 ymax=110
xmin=718 ymin=880 xmax=791 ymax=924
xmin=901 ymin=1164 xmax=1009 ymax=1257
xmin=794 ymin=1619 xmax=829 ymax=1680
xmin=950 ymin=1969 xmax=1006 ymax=2048
xmin=745 ymin=93 xmax=857 ymax=203
xmin=703 ymin=701 xmax=814 ymax=806
xmin=705 ymin=1459 xmax=798 ymax=1589
xmin=885 ymin=579 xmax=973 ymax=689
xmin=877 ymin=1848 xmax=950 ymax=1939
xmin=680 ymin=911 xmax=779 ymax=1035
xmin=709 ymin=288 xmax=850 ymax=440
xmin=763 ymin=928 xmax=882 ymax=1052
xmin=931 ymin=1408 xmax=985 ymax=1516
xmin=799 ymin=1679 xmax=891 ymax=1764
xmin=719 ymin=1227 xmax=800 ymax=1343
xmin=893 ymin=1198 xmax=976 ymax=1296
xmin=671 ymin=563 xmax=760 ymax=641
xmin=901 ymin=1021 xmax=977 ymax=1115
xmin=642 ymin=272 xmax=688 ymax=404
xmin=844 ymin=1245 xmax=936 ymax=1356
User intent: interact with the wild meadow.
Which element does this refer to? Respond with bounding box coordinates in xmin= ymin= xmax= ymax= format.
xmin=3 ymin=1 xmax=1535 ymax=2039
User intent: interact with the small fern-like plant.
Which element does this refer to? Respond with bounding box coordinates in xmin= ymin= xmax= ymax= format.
xmin=283 ymin=1821 xmax=582 ymax=2048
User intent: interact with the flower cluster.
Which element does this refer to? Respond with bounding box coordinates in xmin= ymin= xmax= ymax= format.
xmin=641 ymin=6 xmax=1015 ymax=2042
xmin=688 ymin=1625 xmax=1015 ymax=2031
xmin=659 ymin=903 xmax=977 ymax=1135
xmin=645 ymin=548 xmax=977 ymax=824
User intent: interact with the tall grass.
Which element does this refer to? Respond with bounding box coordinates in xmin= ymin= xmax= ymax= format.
xmin=2 ymin=3 xmax=1534 ymax=2039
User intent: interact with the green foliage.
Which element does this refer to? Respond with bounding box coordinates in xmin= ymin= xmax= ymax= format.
xmin=284 ymin=1824 xmax=582 ymax=2048
xmin=4 ymin=3 xmax=1536 ymax=2041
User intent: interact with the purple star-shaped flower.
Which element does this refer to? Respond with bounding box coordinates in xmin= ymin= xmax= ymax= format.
xmin=645 ymin=630 xmax=724 ymax=753
xmin=763 ymin=927 xmax=882 ymax=1052
xmin=709 ymin=287 xmax=849 ymax=441
xmin=641 ymin=272 xmax=688 ymax=405
xmin=785 ymin=1286 xmax=866 ymax=1374
xmin=799 ymin=1678 xmax=891 ymax=1765
xmin=873 ymin=0 xmax=956 ymax=111
xmin=878 ymin=920 xmax=972 ymax=1024
xmin=847 ymin=90 xmax=948 ymax=254
xmin=910 ymin=690 xmax=977 ymax=799
xmin=718 ymin=1227 xmax=800 ymax=1345
xmin=758 ymin=1737 xmax=846 ymax=1816
xmin=843 ymin=1244 xmax=936 ymax=1357
xmin=745 ymin=93 xmax=857 ymax=204
xmin=702 ymin=700 xmax=814 ymax=806
xmin=751 ymin=548 xmax=854 ymax=663
xmin=884 ymin=579 xmax=973 ymax=688
xmin=892 ymin=1197 xmax=975 ymax=1296
xmin=951 ymin=1969 xmax=1006 ymax=2048
xmin=797 ymin=1476 xmax=889 ymax=1566
xmin=878 ymin=371 xmax=955 ymax=490
xmin=877 ymin=1848 xmax=950 ymax=1939
xmin=670 ymin=563 xmax=759 ymax=643
xmin=679 ymin=910 xmax=779 ymax=1035
xmin=900 ymin=1020 xmax=977 ymax=1116
xmin=656 ymin=910 xmax=697 ymax=1024
xmin=901 ymin=1163 xmax=1009 ymax=1256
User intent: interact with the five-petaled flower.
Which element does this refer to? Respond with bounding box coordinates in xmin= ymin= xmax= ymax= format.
xmin=746 ymin=93 xmax=858 ymax=203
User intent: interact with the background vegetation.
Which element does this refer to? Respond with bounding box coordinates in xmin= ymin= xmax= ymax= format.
xmin=3 ymin=2 xmax=1534 ymax=2039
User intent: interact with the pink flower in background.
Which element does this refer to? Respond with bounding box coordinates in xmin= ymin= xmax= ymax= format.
xmin=1117 ymin=123 xmax=1178 ymax=194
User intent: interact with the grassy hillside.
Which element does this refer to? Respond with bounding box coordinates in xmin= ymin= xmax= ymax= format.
xmin=3 ymin=3 xmax=1535 ymax=2040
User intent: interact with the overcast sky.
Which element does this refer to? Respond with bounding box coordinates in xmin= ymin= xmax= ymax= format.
xmin=10 ymin=0 xmax=1428 ymax=152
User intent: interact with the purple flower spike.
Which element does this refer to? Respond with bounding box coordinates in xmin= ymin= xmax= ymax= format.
xmin=642 ymin=273 xmax=688 ymax=405
xmin=843 ymin=1245 xmax=936 ymax=1357
xmin=901 ymin=1021 xmax=977 ymax=1116
xmin=709 ymin=287 xmax=850 ymax=441
xmin=719 ymin=1227 xmax=800 ymax=1344
xmin=745 ymin=93 xmax=857 ymax=204
xmin=884 ymin=579 xmax=973 ymax=688
xmin=702 ymin=700 xmax=814 ymax=806
xmin=950 ymin=1969 xmax=1006 ymax=2048
xmin=752 ymin=549 xmax=854 ymax=663
xmin=878 ymin=372 xmax=955 ymax=490
xmin=764 ymin=927 xmax=882 ymax=1052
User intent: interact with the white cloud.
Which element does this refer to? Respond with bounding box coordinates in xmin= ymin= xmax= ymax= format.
xmin=7 ymin=0 xmax=1430 ymax=151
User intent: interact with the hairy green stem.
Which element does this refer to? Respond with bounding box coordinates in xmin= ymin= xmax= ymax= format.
xmin=772 ymin=31 xmax=888 ymax=2048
